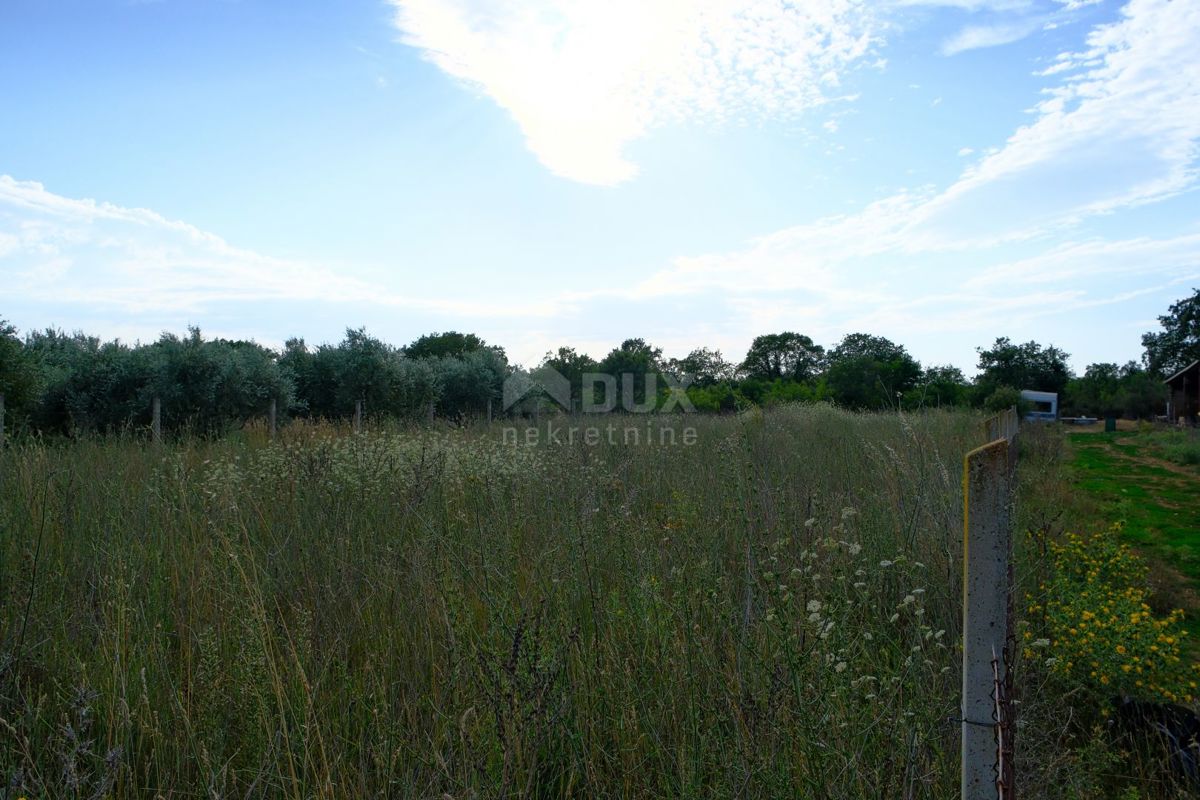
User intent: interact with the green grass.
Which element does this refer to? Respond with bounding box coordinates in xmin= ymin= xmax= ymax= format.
xmin=1144 ymin=429 xmax=1200 ymax=467
xmin=1067 ymin=430 xmax=1200 ymax=584
xmin=0 ymin=408 xmax=977 ymax=798
xmin=1065 ymin=427 xmax=1200 ymax=653
xmin=0 ymin=408 xmax=1167 ymax=798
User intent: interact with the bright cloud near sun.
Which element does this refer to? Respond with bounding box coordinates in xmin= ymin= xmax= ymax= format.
xmin=389 ymin=0 xmax=877 ymax=184
xmin=3 ymin=0 xmax=1199 ymax=371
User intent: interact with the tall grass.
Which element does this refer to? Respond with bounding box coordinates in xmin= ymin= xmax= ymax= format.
xmin=2 ymin=406 xmax=984 ymax=797
xmin=1144 ymin=428 xmax=1200 ymax=467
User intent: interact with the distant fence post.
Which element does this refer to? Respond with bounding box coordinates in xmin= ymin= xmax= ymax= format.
xmin=151 ymin=396 xmax=162 ymax=443
xmin=268 ymin=398 xmax=277 ymax=439
xmin=0 ymin=391 xmax=6 ymax=448
xmin=962 ymin=407 xmax=1018 ymax=800
xmin=427 ymin=400 xmax=435 ymax=424
xmin=354 ymin=398 xmax=363 ymax=434
xmin=487 ymin=397 xmax=493 ymax=424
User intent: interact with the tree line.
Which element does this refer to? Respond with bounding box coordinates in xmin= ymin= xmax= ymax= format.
xmin=3 ymin=289 xmax=1198 ymax=437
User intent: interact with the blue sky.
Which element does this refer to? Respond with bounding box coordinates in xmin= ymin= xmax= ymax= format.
xmin=2 ymin=0 xmax=1198 ymax=374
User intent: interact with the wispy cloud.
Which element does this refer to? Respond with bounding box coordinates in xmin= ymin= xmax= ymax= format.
xmin=598 ymin=0 xmax=1200 ymax=352
xmin=915 ymin=0 xmax=1200 ymax=242
xmin=964 ymin=235 xmax=1200 ymax=288
xmin=890 ymin=0 xmax=1034 ymax=10
xmin=388 ymin=0 xmax=877 ymax=185
xmin=0 ymin=176 xmax=561 ymax=320
xmin=940 ymin=18 xmax=1045 ymax=54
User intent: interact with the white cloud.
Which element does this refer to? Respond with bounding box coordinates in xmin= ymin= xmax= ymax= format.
xmin=912 ymin=0 xmax=1200 ymax=244
xmin=0 ymin=176 xmax=561 ymax=320
xmin=890 ymin=0 xmax=1034 ymax=10
xmin=630 ymin=191 xmax=921 ymax=297
xmin=593 ymin=0 xmax=1200 ymax=359
xmin=940 ymin=19 xmax=1044 ymax=54
xmin=388 ymin=0 xmax=877 ymax=185
xmin=964 ymin=234 xmax=1200 ymax=288
xmin=0 ymin=231 xmax=18 ymax=258
xmin=957 ymin=146 xmax=975 ymax=156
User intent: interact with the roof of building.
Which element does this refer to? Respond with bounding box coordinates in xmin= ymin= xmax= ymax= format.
xmin=1163 ymin=359 xmax=1200 ymax=386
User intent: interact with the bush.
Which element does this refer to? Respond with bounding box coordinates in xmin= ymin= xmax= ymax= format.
xmin=1027 ymin=526 xmax=1197 ymax=706
xmin=984 ymin=385 xmax=1023 ymax=414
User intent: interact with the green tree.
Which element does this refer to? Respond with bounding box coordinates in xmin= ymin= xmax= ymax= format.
xmin=1067 ymin=362 xmax=1165 ymax=418
xmin=974 ymin=337 xmax=1071 ymax=398
xmin=598 ymin=338 xmax=663 ymax=409
xmin=0 ymin=319 xmax=41 ymax=434
xmin=335 ymin=328 xmax=402 ymax=417
xmin=405 ymin=331 xmax=490 ymax=360
xmin=685 ymin=382 xmax=746 ymax=413
xmin=25 ymin=328 xmax=148 ymax=435
xmin=1114 ymin=362 xmax=1166 ymax=418
xmin=540 ymin=346 xmax=599 ymax=409
xmin=394 ymin=356 xmax=443 ymax=416
xmin=1064 ymin=363 xmax=1122 ymax=417
xmin=1142 ymin=289 xmax=1200 ymax=376
xmin=145 ymin=328 xmax=293 ymax=435
xmin=668 ymin=347 xmax=737 ymax=387
xmin=904 ymin=365 xmax=970 ymax=409
xmin=434 ymin=347 xmax=507 ymax=419
xmin=825 ymin=333 xmax=921 ymax=410
xmin=278 ymin=337 xmax=319 ymax=417
xmin=739 ymin=332 xmax=825 ymax=382
xmin=283 ymin=330 xmax=450 ymax=420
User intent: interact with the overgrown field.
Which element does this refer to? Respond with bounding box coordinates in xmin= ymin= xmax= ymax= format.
xmin=0 ymin=407 xmax=1178 ymax=797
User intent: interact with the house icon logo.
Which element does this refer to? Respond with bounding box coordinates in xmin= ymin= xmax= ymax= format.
xmin=502 ymin=366 xmax=572 ymax=411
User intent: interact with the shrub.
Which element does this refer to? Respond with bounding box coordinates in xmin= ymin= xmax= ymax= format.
xmin=1027 ymin=525 xmax=1197 ymax=706
xmin=984 ymin=385 xmax=1023 ymax=414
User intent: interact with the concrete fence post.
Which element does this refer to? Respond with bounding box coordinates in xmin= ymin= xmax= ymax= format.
xmin=427 ymin=400 xmax=435 ymax=424
xmin=151 ymin=396 xmax=162 ymax=443
xmin=487 ymin=397 xmax=493 ymax=424
xmin=354 ymin=398 xmax=363 ymax=434
xmin=268 ymin=397 xmax=277 ymax=439
xmin=961 ymin=412 xmax=1017 ymax=800
xmin=0 ymin=391 xmax=6 ymax=448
